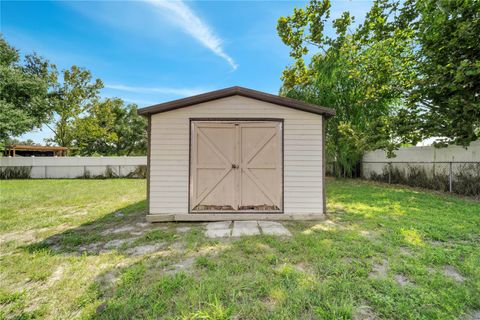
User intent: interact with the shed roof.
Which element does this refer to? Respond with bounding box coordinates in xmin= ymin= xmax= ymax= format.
xmin=137 ymin=86 xmax=335 ymax=117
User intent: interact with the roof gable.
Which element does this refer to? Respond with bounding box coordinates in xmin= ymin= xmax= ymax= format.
xmin=137 ymin=86 xmax=335 ymax=117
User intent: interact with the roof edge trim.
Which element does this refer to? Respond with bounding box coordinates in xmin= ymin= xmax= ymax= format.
xmin=137 ymin=86 xmax=335 ymax=117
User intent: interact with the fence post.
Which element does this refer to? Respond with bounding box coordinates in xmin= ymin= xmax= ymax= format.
xmin=388 ymin=162 xmax=392 ymax=184
xmin=449 ymin=162 xmax=453 ymax=193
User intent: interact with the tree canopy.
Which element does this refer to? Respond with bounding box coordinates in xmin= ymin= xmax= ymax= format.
xmin=46 ymin=65 xmax=104 ymax=148
xmin=0 ymin=37 xmax=56 ymax=148
xmin=277 ymin=0 xmax=480 ymax=175
xmin=72 ymin=98 xmax=147 ymax=156
xmin=1 ymin=37 xmax=147 ymax=156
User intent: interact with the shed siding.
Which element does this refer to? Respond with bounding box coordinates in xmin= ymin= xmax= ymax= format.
xmin=149 ymin=95 xmax=325 ymax=215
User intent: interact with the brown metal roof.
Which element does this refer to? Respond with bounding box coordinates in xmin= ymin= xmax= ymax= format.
xmin=137 ymin=86 xmax=335 ymax=117
xmin=6 ymin=145 xmax=68 ymax=151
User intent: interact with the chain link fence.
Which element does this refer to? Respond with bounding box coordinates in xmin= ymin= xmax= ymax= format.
xmin=365 ymin=161 xmax=480 ymax=198
xmin=328 ymin=161 xmax=480 ymax=198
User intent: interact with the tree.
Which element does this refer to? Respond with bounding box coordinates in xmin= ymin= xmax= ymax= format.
xmin=277 ymin=0 xmax=479 ymax=176
xmin=5 ymin=138 xmax=40 ymax=146
xmin=0 ymin=37 xmax=56 ymax=147
xmin=71 ymin=98 xmax=147 ymax=156
xmin=111 ymin=103 xmax=147 ymax=156
xmin=277 ymin=0 xmax=414 ymax=176
xmin=46 ymin=65 xmax=103 ymax=147
xmin=407 ymin=0 xmax=480 ymax=146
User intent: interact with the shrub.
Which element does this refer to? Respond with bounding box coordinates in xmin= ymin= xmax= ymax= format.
xmin=368 ymin=164 xmax=479 ymax=198
xmin=125 ymin=165 xmax=147 ymax=179
xmin=101 ymin=166 xmax=118 ymax=179
xmin=0 ymin=166 xmax=32 ymax=179
xmin=454 ymin=163 xmax=480 ymax=197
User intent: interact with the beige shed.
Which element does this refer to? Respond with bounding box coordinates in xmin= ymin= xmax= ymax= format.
xmin=138 ymin=86 xmax=335 ymax=222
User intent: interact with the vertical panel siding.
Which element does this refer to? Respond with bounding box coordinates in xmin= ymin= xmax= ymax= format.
xmin=149 ymin=95 xmax=324 ymax=215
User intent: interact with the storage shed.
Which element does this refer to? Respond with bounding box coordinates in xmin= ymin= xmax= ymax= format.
xmin=138 ymin=86 xmax=335 ymax=222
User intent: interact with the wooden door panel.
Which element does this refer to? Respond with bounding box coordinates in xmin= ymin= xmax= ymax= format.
xmin=190 ymin=121 xmax=282 ymax=212
xmin=191 ymin=123 xmax=236 ymax=211
xmin=239 ymin=123 xmax=282 ymax=211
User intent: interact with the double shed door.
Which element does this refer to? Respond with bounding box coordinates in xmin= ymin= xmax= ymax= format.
xmin=190 ymin=120 xmax=283 ymax=212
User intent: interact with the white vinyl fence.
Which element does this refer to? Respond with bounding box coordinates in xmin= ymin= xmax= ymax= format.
xmin=362 ymin=141 xmax=480 ymax=178
xmin=0 ymin=156 xmax=147 ymax=179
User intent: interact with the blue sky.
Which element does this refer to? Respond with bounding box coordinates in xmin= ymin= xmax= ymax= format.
xmin=1 ymin=0 xmax=372 ymax=143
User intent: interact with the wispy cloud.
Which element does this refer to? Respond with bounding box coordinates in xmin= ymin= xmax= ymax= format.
xmin=145 ymin=0 xmax=238 ymax=70
xmin=105 ymin=84 xmax=207 ymax=97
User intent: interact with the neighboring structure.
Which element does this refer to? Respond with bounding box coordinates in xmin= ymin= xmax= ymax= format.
xmin=3 ymin=145 xmax=68 ymax=157
xmin=138 ymin=86 xmax=335 ymax=222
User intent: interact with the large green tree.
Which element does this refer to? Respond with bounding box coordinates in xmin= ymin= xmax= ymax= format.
xmin=71 ymin=98 xmax=147 ymax=156
xmin=277 ymin=0 xmax=479 ymax=175
xmin=46 ymin=65 xmax=103 ymax=147
xmin=278 ymin=0 xmax=414 ymax=175
xmin=0 ymin=37 xmax=56 ymax=147
xmin=407 ymin=0 xmax=480 ymax=146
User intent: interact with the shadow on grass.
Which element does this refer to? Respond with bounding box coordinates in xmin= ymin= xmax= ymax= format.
xmin=22 ymin=200 xmax=177 ymax=256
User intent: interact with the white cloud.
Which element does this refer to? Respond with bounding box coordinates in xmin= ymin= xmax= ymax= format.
xmin=145 ymin=0 xmax=238 ymax=70
xmin=105 ymin=84 xmax=207 ymax=97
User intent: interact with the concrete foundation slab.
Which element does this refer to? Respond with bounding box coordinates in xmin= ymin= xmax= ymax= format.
xmin=205 ymin=228 xmax=231 ymax=238
xmin=258 ymin=221 xmax=283 ymax=228
xmin=232 ymin=221 xmax=260 ymax=237
xmin=205 ymin=221 xmax=232 ymax=230
xmin=261 ymin=226 xmax=292 ymax=236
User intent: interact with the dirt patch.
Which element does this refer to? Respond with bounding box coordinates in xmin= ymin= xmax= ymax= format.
xmin=428 ymin=240 xmax=446 ymax=247
xmin=394 ymin=274 xmax=412 ymax=286
xmin=129 ymin=231 xmax=146 ymax=236
xmin=169 ymin=241 xmax=186 ymax=252
xmin=103 ymin=237 xmax=137 ymax=249
xmin=0 ymin=230 xmax=37 ymax=244
xmin=369 ymin=260 xmax=388 ymax=279
xmin=78 ymin=242 xmax=103 ymax=254
xmin=46 ymin=265 xmax=65 ymax=287
xmin=194 ymin=243 xmax=231 ymax=256
xmin=399 ymin=247 xmax=412 ymax=256
xmin=308 ymin=220 xmax=344 ymax=233
xmin=353 ymin=304 xmax=377 ymax=320
xmin=0 ymin=224 xmax=70 ymax=244
xmin=125 ymin=243 xmax=164 ymax=255
xmin=164 ymin=257 xmax=196 ymax=275
xmin=136 ymin=222 xmax=150 ymax=228
xmin=443 ymin=265 xmax=466 ymax=282
xmin=101 ymin=226 xmax=136 ymax=235
xmin=359 ymin=230 xmax=378 ymax=240
xmin=176 ymin=226 xmax=191 ymax=233
xmin=96 ymin=270 xmax=119 ymax=295
xmin=293 ymin=262 xmax=314 ymax=275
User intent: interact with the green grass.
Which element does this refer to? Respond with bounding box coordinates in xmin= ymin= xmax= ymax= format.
xmin=0 ymin=179 xmax=479 ymax=319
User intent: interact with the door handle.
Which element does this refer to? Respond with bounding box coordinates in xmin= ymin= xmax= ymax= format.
xmin=231 ymin=164 xmax=239 ymax=169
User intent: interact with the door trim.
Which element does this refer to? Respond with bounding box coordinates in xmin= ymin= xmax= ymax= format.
xmin=188 ymin=118 xmax=284 ymax=214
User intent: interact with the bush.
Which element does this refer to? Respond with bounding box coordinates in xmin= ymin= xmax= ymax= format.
xmin=0 ymin=166 xmax=32 ymax=179
xmin=125 ymin=165 xmax=147 ymax=179
xmin=78 ymin=165 xmax=146 ymax=179
xmin=454 ymin=163 xmax=480 ymax=197
xmin=368 ymin=164 xmax=479 ymax=198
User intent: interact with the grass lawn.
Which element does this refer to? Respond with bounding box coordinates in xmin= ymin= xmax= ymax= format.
xmin=0 ymin=179 xmax=479 ymax=319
